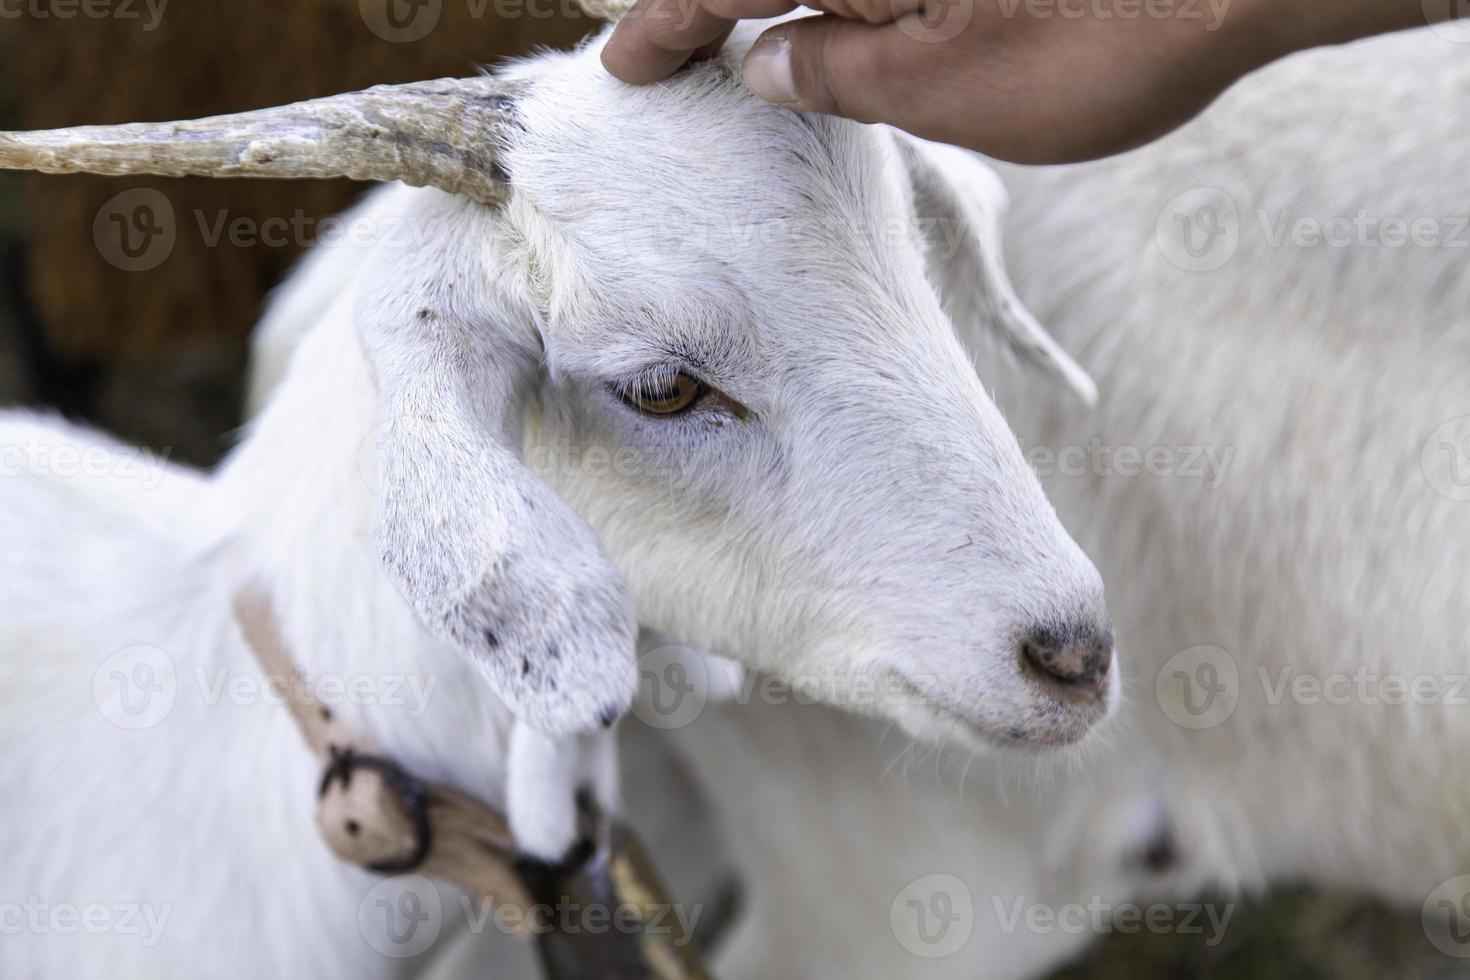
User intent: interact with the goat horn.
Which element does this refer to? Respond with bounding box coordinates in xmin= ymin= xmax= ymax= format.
xmin=0 ymin=77 xmax=519 ymax=206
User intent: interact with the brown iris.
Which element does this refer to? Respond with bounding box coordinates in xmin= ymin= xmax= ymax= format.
xmin=621 ymin=373 xmax=707 ymax=415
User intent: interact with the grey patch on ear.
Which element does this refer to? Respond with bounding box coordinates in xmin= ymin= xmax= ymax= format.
xmin=358 ymin=230 xmax=637 ymax=736
xmin=372 ymin=407 xmax=638 ymax=736
xmin=894 ymin=133 xmax=1098 ymax=408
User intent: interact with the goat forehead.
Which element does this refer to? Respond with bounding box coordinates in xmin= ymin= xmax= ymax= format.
xmin=500 ymin=50 xmax=957 ymax=380
xmin=505 ymin=54 xmax=904 ymax=254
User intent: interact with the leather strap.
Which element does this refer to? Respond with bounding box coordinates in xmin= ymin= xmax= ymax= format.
xmin=231 ymin=589 xmax=715 ymax=977
xmin=232 ymin=590 xmax=534 ymax=923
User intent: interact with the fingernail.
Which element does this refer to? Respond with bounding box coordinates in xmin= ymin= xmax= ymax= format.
xmin=742 ymin=32 xmax=801 ymax=107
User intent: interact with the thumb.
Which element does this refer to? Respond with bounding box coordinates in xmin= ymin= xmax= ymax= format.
xmin=741 ymin=16 xmax=917 ymax=123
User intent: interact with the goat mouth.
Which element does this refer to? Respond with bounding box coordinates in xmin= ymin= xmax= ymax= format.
xmin=885 ymin=671 xmax=1109 ymax=750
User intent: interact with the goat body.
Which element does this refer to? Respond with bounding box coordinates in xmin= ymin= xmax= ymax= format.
xmin=2 ymin=23 xmax=1466 ymax=980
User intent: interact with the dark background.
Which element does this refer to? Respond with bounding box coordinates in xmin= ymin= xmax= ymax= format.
xmin=0 ymin=4 xmax=1452 ymax=975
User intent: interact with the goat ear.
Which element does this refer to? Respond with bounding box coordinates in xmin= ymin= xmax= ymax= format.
xmin=357 ymin=204 xmax=637 ymax=736
xmin=893 ymin=133 xmax=1098 ymax=407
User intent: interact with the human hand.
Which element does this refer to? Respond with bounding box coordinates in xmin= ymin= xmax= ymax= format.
xmin=601 ymin=0 xmax=1442 ymax=164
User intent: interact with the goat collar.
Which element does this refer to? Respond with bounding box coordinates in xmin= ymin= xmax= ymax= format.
xmin=228 ymin=589 xmax=715 ymax=979
xmin=231 ymin=590 xmax=535 ymax=918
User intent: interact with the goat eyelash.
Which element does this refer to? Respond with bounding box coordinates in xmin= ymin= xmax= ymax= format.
xmin=609 ymin=365 xmax=715 ymax=418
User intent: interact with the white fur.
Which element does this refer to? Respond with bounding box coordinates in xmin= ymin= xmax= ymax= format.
xmin=6 ymin=22 xmax=1461 ymax=980
xmin=0 ymin=24 xmax=1114 ymax=979
xmin=660 ymin=27 xmax=1470 ymax=979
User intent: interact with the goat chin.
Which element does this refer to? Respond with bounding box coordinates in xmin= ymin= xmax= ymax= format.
xmin=2 ymin=25 xmax=1466 ymax=980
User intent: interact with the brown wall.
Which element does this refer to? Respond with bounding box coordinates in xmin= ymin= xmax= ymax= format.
xmin=0 ymin=2 xmax=591 ymax=460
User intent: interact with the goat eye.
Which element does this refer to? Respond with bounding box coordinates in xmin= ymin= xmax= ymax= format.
xmin=620 ymin=373 xmax=707 ymax=416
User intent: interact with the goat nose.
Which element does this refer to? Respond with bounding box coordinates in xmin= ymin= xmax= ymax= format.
xmin=1019 ymin=623 xmax=1113 ymax=700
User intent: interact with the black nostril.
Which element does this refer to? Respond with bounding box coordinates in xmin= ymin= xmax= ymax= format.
xmin=1020 ymin=623 xmax=1113 ymax=698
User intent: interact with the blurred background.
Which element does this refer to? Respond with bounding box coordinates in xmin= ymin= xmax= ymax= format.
xmin=0 ymin=5 xmax=1453 ymax=976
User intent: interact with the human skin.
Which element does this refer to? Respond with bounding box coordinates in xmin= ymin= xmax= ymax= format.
xmin=600 ymin=0 xmax=1451 ymax=163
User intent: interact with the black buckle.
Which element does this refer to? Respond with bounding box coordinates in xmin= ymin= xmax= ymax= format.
xmin=319 ymin=745 xmax=434 ymax=874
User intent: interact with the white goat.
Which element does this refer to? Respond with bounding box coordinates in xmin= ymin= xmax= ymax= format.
xmin=251 ymin=24 xmax=1470 ymax=980
xmin=0 ymin=21 xmax=1121 ymax=980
